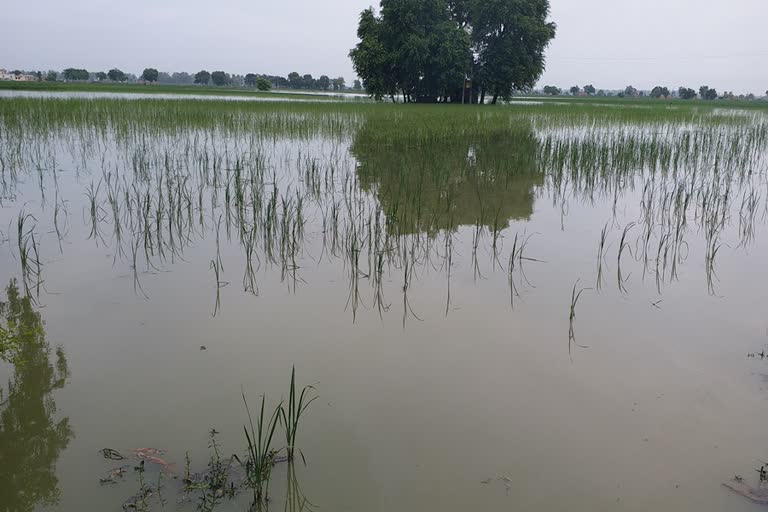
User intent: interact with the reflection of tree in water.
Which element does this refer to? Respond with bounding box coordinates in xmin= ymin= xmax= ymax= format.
xmin=351 ymin=123 xmax=543 ymax=235
xmin=0 ymin=280 xmax=73 ymax=512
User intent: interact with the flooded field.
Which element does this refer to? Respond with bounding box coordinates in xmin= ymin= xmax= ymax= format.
xmin=2 ymin=95 xmax=768 ymax=511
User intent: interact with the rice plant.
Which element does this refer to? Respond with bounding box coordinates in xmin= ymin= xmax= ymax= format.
xmin=568 ymin=280 xmax=591 ymax=361
xmin=236 ymin=392 xmax=283 ymax=504
xmin=279 ymin=367 xmax=317 ymax=463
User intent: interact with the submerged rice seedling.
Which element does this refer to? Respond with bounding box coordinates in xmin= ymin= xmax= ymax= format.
xmin=596 ymin=222 xmax=609 ymax=291
xmin=0 ymin=95 xmax=766 ymax=324
xmin=617 ymin=222 xmax=635 ymax=294
xmin=279 ymin=366 xmax=317 ymax=463
xmin=568 ymin=280 xmax=591 ymax=361
xmin=236 ymin=392 xmax=283 ymax=504
xmin=16 ymin=210 xmax=42 ymax=298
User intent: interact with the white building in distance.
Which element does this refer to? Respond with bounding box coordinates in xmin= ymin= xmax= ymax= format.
xmin=0 ymin=69 xmax=38 ymax=81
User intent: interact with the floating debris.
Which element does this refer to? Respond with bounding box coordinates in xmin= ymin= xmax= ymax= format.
xmin=101 ymin=448 xmax=125 ymax=460
xmin=100 ymin=465 xmax=131 ymax=485
xmin=132 ymin=447 xmax=166 ymax=457
xmin=137 ymin=455 xmax=175 ymax=473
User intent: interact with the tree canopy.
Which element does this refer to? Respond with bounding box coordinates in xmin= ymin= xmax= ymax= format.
xmin=211 ymin=71 xmax=230 ymax=86
xmin=255 ymin=77 xmax=272 ymax=91
xmin=141 ymin=68 xmax=159 ymax=82
xmin=350 ymin=0 xmax=556 ymax=103
xmin=678 ymin=87 xmax=697 ymax=100
xmin=699 ymin=85 xmax=718 ymax=100
xmin=650 ymin=86 xmax=670 ymax=99
xmin=62 ymin=68 xmax=89 ymax=81
xmin=194 ymin=70 xmax=211 ymax=85
xmin=244 ymin=73 xmax=258 ymax=87
xmin=623 ymin=85 xmax=638 ymax=97
xmin=107 ymin=68 xmax=126 ymax=82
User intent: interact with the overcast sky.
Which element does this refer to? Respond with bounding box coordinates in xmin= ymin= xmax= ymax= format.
xmin=2 ymin=0 xmax=766 ymax=93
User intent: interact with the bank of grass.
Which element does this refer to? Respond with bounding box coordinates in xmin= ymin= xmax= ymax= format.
xmin=3 ymin=80 xmax=766 ymax=111
xmin=0 ymin=80 xmax=366 ymax=101
xmin=526 ymin=93 xmax=768 ymax=111
xmin=0 ymin=94 xmax=765 ymax=152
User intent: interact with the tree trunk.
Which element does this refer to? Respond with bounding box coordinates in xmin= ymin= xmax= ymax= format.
xmin=479 ymin=89 xmax=486 ymax=105
xmin=491 ymin=93 xmax=498 ymax=105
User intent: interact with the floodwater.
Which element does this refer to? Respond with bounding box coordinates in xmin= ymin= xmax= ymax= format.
xmin=1 ymin=95 xmax=768 ymax=512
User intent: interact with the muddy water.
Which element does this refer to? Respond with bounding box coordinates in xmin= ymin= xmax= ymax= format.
xmin=1 ymin=97 xmax=768 ymax=512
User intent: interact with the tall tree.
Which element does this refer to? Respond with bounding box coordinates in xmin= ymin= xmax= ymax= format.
xmin=302 ymin=74 xmax=316 ymax=89
xmin=107 ymin=68 xmax=126 ymax=82
xmin=63 ymin=68 xmax=89 ymax=81
xmin=650 ymin=86 xmax=670 ymax=98
xmin=244 ymin=73 xmax=258 ymax=87
xmin=348 ymin=8 xmax=398 ymax=100
xmin=583 ymin=84 xmax=596 ymax=95
xmin=141 ymin=68 xmax=159 ymax=82
xmin=570 ymin=86 xmax=579 ymax=96
xmin=211 ymin=71 xmax=230 ymax=86
xmin=699 ymin=85 xmax=717 ymax=100
xmin=351 ymin=0 xmax=555 ymax=103
xmin=351 ymin=0 xmax=473 ymax=103
xmin=678 ymin=87 xmax=696 ymax=100
xmin=194 ymin=70 xmax=211 ymax=85
xmin=318 ymin=75 xmax=331 ymax=90
xmin=171 ymin=72 xmax=193 ymax=85
xmin=256 ymin=77 xmax=272 ymax=91
xmin=471 ymin=0 xmax=556 ymax=103
xmin=95 ymin=71 xmax=107 ymax=81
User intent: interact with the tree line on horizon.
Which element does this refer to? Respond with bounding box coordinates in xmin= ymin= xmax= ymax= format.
xmin=9 ymin=67 xmax=364 ymax=92
xmin=6 ymin=67 xmax=766 ymax=101
xmin=541 ymin=84 xmax=765 ymax=101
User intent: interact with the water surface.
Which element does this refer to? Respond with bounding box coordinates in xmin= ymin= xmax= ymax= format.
xmin=1 ymin=96 xmax=768 ymax=511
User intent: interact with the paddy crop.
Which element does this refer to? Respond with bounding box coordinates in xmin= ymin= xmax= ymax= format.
xmin=1 ymin=96 xmax=766 ymax=320
xmin=2 ymin=93 xmax=768 ymax=512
